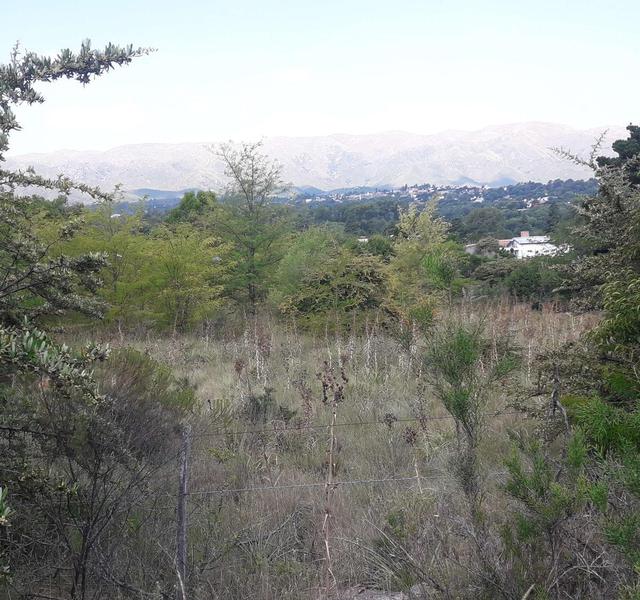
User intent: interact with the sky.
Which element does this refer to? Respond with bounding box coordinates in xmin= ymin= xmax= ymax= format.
xmin=2 ymin=0 xmax=639 ymax=155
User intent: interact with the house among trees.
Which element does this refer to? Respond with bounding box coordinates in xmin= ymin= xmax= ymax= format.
xmin=505 ymin=231 xmax=559 ymax=259
xmin=465 ymin=231 xmax=560 ymax=259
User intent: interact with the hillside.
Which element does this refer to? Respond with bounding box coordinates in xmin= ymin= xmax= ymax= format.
xmin=5 ymin=122 xmax=623 ymax=194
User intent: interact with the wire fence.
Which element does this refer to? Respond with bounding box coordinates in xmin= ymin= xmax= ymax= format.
xmin=191 ymin=409 xmax=523 ymax=439
xmin=183 ymin=410 xmax=524 ymax=496
xmin=186 ymin=475 xmax=430 ymax=496
xmin=1 ymin=408 xmax=524 ymax=500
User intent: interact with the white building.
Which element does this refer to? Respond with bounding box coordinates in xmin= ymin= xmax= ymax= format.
xmin=506 ymin=231 xmax=558 ymax=259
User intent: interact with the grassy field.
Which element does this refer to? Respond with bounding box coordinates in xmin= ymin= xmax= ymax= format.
xmin=73 ymin=300 xmax=599 ymax=599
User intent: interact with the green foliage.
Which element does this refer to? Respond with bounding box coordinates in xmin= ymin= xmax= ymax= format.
xmin=241 ymin=387 xmax=296 ymax=425
xmin=166 ymin=190 xmax=217 ymax=223
xmin=475 ymin=237 xmax=501 ymax=255
xmin=395 ymin=201 xmax=449 ymax=243
xmin=427 ymin=323 xmax=484 ymax=396
xmin=458 ymin=206 xmax=509 ymax=240
xmin=426 ymin=321 xmax=518 ymax=511
xmin=60 ymin=206 xmax=152 ymax=324
xmin=606 ymin=514 xmax=640 ymax=569
xmin=471 ymin=257 xmax=518 ymax=288
xmin=0 ymin=39 xmax=145 ymax=395
xmin=560 ymin=394 xmax=593 ymax=419
xmin=0 ymin=41 xmax=202 ymax=598
xmin=558 ymin=127 xmax=640 ymax=309
xmin=0 ymin=325 xmax=107 ymax=395
xmin=597 ymin=124 xmax=640 ymax=185
xmin=149 ymin=225 xmax=230 ymax=331
xmin=297 ymin=179 xmax=592 ymax=242
xmin=300 ymin=197 xmax=400 ymax=236
xmin=278 ymin=248 xmax=387 ymax=331
xmin=421 ymin=241 xmax=467 ymax=293
xmin=504 ymin=439 xmax=587 ymax=530
xmin=470 ymin=253 xmax=565 ymax=302
xmin=0 ymin=194 xmax=107 ymax=326
xmin=62 ymin=209 xmax=231 ymax=331
xmin=573 ymin=396 xmax=640 ymax=457
xmin=386 ymin=202 xmax=465 ymax=328
xmin=0 ymin=40 xmax=148 ymax=160
xmin=361 ymin=234 xmax=395 ymax=261
xmin=596 ymin=275 xmax=640 ymax=352
xmin=1 ymin=345 xmax=194 ymax=597
xmin=406 ymin=297 xmax=439 ymax=334
xmin=535 ymin=128 xmax=640 ymax=581
xmin=212 ymin=142 xmax=292 ymax=312
xmin=100 ymin=347 xmax=196 ymax=412
xmin=504 ymin=257 xmax=562 ymax=301
xmin=271 ymin=226 xmax=342 ymax=305
xmin=498 ymin=429 xmax=627 ymax=597
xmin=273 ymin=224 xmax=400 ymax=327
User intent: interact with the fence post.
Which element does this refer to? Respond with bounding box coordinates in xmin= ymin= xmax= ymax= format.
xmin=176 ymin=423 xmax=192 ymax=600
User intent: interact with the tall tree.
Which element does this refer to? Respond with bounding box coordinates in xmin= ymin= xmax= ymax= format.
xmin=386 ymin=201 xmax=460 ymax=329
xmin=0 ymin=39 xmax=148 ymax=384
xmin=0 ymin=41 xmax=164 ymax=597
xmin=596 ymin=123 xmax=640 ymax=185
xmin=558 ymin=126 xmax=640 ymax=308
xmin=501 ymin=125 xmax=640 ymax=598
xmin=213 ymin=142 xmax=291 ymax=313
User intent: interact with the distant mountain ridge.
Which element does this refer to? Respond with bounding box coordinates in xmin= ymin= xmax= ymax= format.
xmin=5 ymin=122 xmax=624 ymax=197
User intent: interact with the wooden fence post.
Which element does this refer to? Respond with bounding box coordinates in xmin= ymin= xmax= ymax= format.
xmin=176 ymin=424 xmax=192 ymax=600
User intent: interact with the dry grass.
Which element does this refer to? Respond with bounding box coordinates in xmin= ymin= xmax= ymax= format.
xmin=68 ymin=300 xmax=598 ymax=599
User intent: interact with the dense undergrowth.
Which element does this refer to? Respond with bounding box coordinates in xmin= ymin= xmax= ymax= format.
xmin=41 ymin=301 xmax=605 ymax=599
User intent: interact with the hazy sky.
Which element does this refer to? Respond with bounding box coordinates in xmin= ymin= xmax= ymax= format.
xmin=3 ymin=0 xmax=638 ymax=155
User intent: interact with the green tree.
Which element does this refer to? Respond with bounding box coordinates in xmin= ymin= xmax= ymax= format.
xmin=166 ymin=189 xmax=217 ymax=223
xmin=64 ymin=211 xmax=231 ymax=332
xmin=150 ymin=224 xmax=231 ymax=332
xmin=426 ymin=322 xmax=518 ymax=518
xmin=559 ymin=127 xmax=640 ymax=309
xmin=60 ymin=205 xmax=154 ymax=329
xmin=460 ymin=206 xmax=508 ymax=240
xmin=475 ymin=237 xmax=501 ymax=256
xmin=274 ymin=226 xmax=400 ymax=330
xmin=386 ymin=202 xmax=462 ymax=330
xmin=271 ymin=225 xmax=342 ymax=306
xmin=596 ymin=124 xmax=640 ymax=185
xmin=503 ymin=127 xmax=640 ymax=598
xmin=504 ymin=257 xmax=562 ymax=302
xmin=0 ymin=40 xmax=165 ymax=598
xmin=278 ymin=242 xmax=387 ymax=331
xmin=361 ymin=233 xmax=395 ymax=261
xmin=0 ymin=39 xmax=147 ymax=377
xmin=213 ymin=142 xmax=291 ymax=313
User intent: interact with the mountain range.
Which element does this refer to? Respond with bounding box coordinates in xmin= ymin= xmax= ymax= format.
xmin=5 ymin=122 xmax=624 ymax=198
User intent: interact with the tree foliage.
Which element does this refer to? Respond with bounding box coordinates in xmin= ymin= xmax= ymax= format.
xmin=212 ymin=142 xmax=291 ymax=312
xmin=0 ymin=41 xmax=193 ymax=598
xmin=386 ymin=202 xmax=466 ymax=329
xmin=501 ymin=126 xmax=640 ymax=598
xmin=166 ymin=190 xmax=217 ymax=224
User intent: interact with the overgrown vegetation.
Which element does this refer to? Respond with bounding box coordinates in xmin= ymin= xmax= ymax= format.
xmin=1 ymin=42 xmax=639 ymax=600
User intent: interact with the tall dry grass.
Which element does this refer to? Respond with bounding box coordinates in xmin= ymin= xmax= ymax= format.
xmin=67 ymin=300 xmax=598 ymax=599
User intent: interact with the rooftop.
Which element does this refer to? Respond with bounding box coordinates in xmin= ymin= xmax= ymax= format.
xmin=509 ymin=236 xmax=551 ymax=245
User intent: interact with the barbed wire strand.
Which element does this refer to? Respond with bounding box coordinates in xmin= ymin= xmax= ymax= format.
xmin=192 ymin=410 xmax=522 ymax=439
xmin=187 ymin=475 xmax=433 ymax=496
